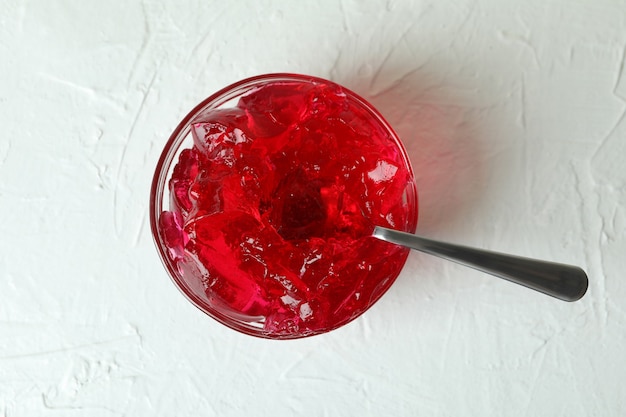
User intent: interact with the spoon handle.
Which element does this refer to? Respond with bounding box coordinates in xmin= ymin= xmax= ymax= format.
xmin=372 ymin=226 xmax=588 ymax=302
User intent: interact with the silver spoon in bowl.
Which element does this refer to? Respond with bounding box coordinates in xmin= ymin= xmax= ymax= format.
xmin=372 ymin=226 xmax=588 ymax=302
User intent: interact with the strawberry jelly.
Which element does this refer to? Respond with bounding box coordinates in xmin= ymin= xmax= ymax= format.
xmin=158 ymin=76 xmax=417 ymax=338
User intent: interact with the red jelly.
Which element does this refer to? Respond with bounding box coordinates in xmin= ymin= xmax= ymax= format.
xmin=151 ymin=74 xmax=418 ymax=338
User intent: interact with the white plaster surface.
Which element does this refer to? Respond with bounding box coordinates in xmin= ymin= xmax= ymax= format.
xmin=2 ymin=0 xmax=626 ymax=415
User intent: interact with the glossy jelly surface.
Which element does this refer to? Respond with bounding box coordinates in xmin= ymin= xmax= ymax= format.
xmin=152 ymin=74 xmax=417 ymax=338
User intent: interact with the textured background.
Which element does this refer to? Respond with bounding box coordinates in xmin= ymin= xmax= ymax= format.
xmin=2 ymin=0 xmax=626 ymax=415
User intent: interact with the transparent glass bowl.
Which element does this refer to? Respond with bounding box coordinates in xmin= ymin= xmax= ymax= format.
xmin=150 ymin=73 xmax=418 ymax=339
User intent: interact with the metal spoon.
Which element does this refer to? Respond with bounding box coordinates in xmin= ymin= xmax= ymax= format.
xmin=372 ymin=226 xmax=588 ymax=302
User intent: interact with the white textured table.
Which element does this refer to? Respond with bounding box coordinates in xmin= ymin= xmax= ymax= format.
xmin=2 ymin=1 xmax=625 ymax=415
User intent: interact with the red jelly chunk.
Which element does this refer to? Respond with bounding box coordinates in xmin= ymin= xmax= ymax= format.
xmin=159 ymin=77 xmax=417 ymax=338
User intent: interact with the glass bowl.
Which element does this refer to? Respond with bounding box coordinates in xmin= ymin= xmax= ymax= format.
xmin=150 ymin=73 xmax=418 ymax=339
